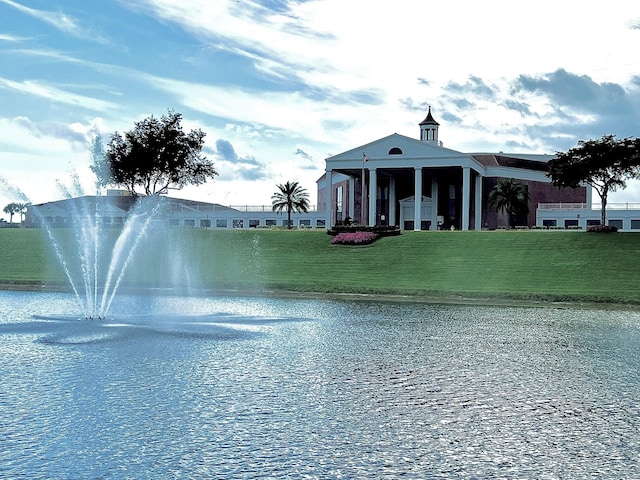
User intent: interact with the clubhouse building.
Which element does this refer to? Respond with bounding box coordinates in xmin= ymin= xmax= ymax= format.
xmin=317 ymin=107 xmax=589 ymax=231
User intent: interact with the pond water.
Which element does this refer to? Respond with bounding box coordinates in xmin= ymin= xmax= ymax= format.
xmin=1 ymin=290 xmax=639 ymax=479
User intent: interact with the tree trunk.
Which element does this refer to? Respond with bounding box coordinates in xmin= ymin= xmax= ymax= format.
xmin=600 ymin=189 xmax=608 ymax=226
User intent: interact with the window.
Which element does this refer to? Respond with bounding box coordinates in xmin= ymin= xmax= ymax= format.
xmin=233 ymin=219 xmax=244 ymax=228
xmin=336 ymin=186 xmax=343 ymax=221
xmin=184 ymin=219 xmax=195 ymax=227
xmin=282 ymin=219 xmax=292 ymax=228
xmin=586 ymin=219 xmax=600 ymax=226
xmin=631 ymin=220 xmax=640 ymax=230
xmin=299 ymin=219 xmax=311 ymax=227
xmin=388 ymin=147 xmax=403 ymax=155
xmin=266 ymin=219 xmax=277 ymax=226
xmin=608 ymin=219 xmax=623 ymax=229
xmin=564 ymin=219 xmax=578 ymax=228
xmin=168 ymin=218 xmax=180 ymax=227
xmin=249 ymin=219 xmax=259 ymax=228
xmin=200 ymin=219 xmax=211 ymax=228
xmin=216 ymin=219 xmax=228 ymax=228
xmin=316 ymin=219 xmax=326 ymax=228
xmin=542 ymin=219 xmax=557 ymax=227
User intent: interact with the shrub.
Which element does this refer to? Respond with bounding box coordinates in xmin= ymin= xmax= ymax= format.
xmin=331 ymin=231 xmax=379 ymax=245
xmin=328 ymin=225 xmax=400 ymax=237
xmin=587 ymin=224 xmax=618 ymax=233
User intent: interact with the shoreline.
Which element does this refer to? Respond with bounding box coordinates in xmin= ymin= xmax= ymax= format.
xmin=3 ymin=282 xmax=638 ymax=311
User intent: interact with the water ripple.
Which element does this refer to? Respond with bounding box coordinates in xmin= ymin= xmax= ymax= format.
xmin=1 ymin=292 xmax=640 ymax=478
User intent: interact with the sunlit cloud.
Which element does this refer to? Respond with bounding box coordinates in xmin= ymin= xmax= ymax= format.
xmin=0 ymin=0 xmax=107 ymax=43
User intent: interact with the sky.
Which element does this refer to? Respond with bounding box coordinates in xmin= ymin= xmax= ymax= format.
xmin=1 ymin=0 xmax=640 ymax=218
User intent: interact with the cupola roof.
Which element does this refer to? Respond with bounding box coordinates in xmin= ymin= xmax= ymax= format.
xmin=419 ymin=106 xmax=439 ymax=126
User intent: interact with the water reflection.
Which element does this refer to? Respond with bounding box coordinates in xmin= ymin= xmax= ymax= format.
xmin=1 ymin=290 xmax=640 ymax=478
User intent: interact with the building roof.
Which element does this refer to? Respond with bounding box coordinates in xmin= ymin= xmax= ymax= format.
xmin=29 ymin=195 xmax=239 ymax=215
xmin=470 ymin=154 xmax=551 ymax=172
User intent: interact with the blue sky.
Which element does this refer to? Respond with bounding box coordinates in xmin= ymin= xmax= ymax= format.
xmin=1 ymin=0 xmax=640 ymax=215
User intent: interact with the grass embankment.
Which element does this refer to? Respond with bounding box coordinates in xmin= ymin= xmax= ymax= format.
xmin=1 ymin=228 xmax=639 ymax=304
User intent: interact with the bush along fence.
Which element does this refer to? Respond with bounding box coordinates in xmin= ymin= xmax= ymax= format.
xmin=586 ymin=225 xmax=618 ymax=233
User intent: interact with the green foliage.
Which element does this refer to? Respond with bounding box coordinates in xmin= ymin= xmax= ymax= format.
xmin=92 ymin=111 xmax=217 ymax=196
xmin=548 ymin=135 xmax=640 ymax=225
xmin=271 ymin=181 xmax=310 ymax=229
xmin=487 ymin=178 xmax=529 ymax=227
xmin=2 ymin=202 xmax=29 ymax=223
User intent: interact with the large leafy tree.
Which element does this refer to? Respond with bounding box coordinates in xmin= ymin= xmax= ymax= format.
xmin=92 ymin=111 xmax=217 ymax=196
xmin=271 ymin=181 xmax=310 ymax=229
xmin=488 ymin=178 xmax=530 ymax=228
xmin=547 ymin=135 xmax=640 ymax=225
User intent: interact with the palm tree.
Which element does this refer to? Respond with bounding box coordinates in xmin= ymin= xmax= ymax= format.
xmin=271 ymin=181 xmax=310 ymax=229
xmin=3 ymin=202 xmax=21 ymax=224
xmin=488 ymin=178 xmax=530 ymax=228
xmin=16 ymin=202 xmax=30 ymax=223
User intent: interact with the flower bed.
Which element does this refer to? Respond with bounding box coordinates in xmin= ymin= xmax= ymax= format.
xmin=328 ymin=225 xmax=401 ymax=237
xmin=331 ymin=231 xmax=379 ymax=245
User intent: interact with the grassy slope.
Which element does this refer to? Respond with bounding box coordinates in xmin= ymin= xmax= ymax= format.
xmin=1 ymin=228 xmax=639 ymax=303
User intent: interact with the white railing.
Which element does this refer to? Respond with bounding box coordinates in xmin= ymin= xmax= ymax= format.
xmin=168 ymin=204 xmax=321 ymax=213
xmin=537 ymin=202 xmax=589 ymax=210
xmin=538 ymin=202 xmax=640 ymax=211
xmin=229 ymin=205 xmax=320 ymax=213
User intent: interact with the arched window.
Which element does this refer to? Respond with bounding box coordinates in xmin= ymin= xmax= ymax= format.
xmin=388 ymin=147 xmax=403 ymax=155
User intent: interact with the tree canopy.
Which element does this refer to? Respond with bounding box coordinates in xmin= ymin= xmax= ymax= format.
xmin=487 ymin=178 xmax=530 ymax=228
xmin=91 ymin=111 xmax=217 ymax=196
xmin=547 ymin=135 xmax=640 ymax=225
xmin=3 ymin=202 xmax=29 ymax=224
xmin=271 ymin=181 xmax=310 ymax=228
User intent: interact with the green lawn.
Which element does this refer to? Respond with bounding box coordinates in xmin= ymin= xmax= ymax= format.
xmin=1 ymin=228 xmax=639 ymax=304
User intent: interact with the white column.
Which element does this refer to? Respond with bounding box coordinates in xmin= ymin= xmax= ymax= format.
xmin=414 ymin=167 xmax=422 ymax=231
xmin=389 ymin=177 xmax=396 ymax=227
xmin=431 ymin=176 xmax=438 ymax=231
xmin=475 ymin=174 xmax=483 ymax=230
xmin=368 ymin=167 xmax=377 ymax=226
xmin=325 ymin=169 xmax=333 ymax=229
xmin=348 ymin=177 xmax=355 ymax=220
xmin=462 ymin=167 xmax=470 ymax=230
xmin=586 ymin=184 xmax=593 ymax=207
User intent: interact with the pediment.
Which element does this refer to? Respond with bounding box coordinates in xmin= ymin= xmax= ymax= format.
xmin=326 ymin=133 xmax=466 ymax=163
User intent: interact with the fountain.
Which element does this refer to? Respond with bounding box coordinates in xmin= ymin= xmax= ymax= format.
xmin=3 ymin=176 xmax=165 ymax=320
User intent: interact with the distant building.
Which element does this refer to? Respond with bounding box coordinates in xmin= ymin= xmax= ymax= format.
xmin=317 ymin=107 xmax=590 ymax=230
xmin=26 ymin=192 xmax=326 ymax=230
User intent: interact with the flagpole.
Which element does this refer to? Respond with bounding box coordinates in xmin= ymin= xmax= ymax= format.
xmin=361 ymin=153 xmax=366 ymax=225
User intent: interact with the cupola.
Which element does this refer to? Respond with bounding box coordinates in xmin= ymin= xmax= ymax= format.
xmin=419 ymin=106 xmax=440 ymax=145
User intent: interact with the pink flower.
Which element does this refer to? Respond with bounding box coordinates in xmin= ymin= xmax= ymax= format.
xmin=331 ymin=231 xmax=379 ymax=245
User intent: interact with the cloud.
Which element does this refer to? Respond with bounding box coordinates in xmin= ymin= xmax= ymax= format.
xmin=0 ymin=78 xmax=118 ymax=112
xmin=511 ymin=69 xmax=640 ymax=144
xmin=0 ymin=0 xmax=108 ymax=43
xmin=502 ymin=100 xmax=533 ymax=117
xmin=212 ymin=139 xmax=267 ymax=181
xmin=294 ymin=148 xmax=312 ymax=161
xmin=445 ymin=76 xmax=496 ymax=99
xmin=0 ymin=33 xmax=30 ymax=42
xmin=514 ymin=69 xmax=627 ymax=110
